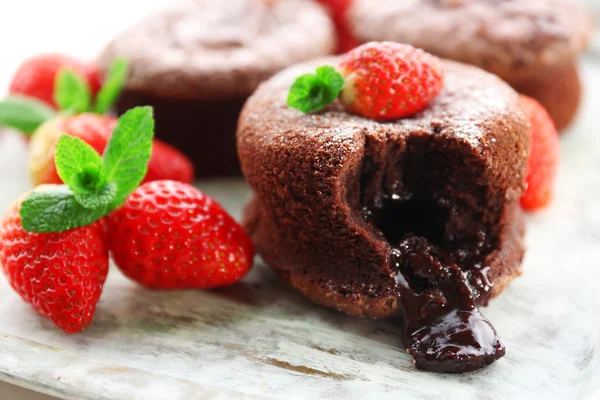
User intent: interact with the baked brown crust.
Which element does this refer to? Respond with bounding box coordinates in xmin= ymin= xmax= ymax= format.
xmin=98 ymin=0 xmax=335 ymax=100
xmin=238 ymin=58 xmax=529 ymax=318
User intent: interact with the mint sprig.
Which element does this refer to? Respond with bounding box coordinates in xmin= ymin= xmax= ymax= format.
xmin=54 ymin=69 xmax=92 ymax=114
xmin=0 ymin=58 xmax=130 ymax=135
xmin=20 ymin=106 xmax=154 ymax=233
xmin=103 ymin=106 xmax=153 ymax=208
xmin=0 ymin=96 xmax=56 ymax=135
xmin=287 ymin=66 xmax=344 ymax=113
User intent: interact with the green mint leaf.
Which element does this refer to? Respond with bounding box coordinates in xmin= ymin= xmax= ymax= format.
xmin=287 ymin=65 xmax=344 ymax=113
xmin=55 ymin=135 xmax=104 ymax=193
xmin=0 ymin=96 xmax=55 ymax=135
xmin=74 ymin=182 xmax=116 ymax=210
xmin=93 ymin=58 xmax=129 ymax=115
xmin=20 ymin=186 xmax=105 ymax=233
xmin=103 ymin=106 xmax=154 ymax=209
xmin=316 ymin=66 xmax=345 ymax=98
xmin=54 ymin=69 xmax=91 ymax=113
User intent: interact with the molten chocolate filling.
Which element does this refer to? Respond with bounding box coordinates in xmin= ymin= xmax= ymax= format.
xmin=365 ymin=190 xmax=505 ymax=372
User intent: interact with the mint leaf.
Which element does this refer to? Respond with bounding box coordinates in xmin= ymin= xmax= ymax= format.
xmin=20 ymin=186 xmax=104 ymax=233
xmin=19 ymin=107 xmax=156 ymax=233
xmin=287 ymin=65 xmax=344 ymax=113
xmin=316 ymin=66 xmax=345 ymax=96
xmin=93 ymin=58 xmax=128 ymax=114
xmin=0 ymin=96 xmax=55 ymax=134
xmin=55 ymin=135 xmax=104 ymax=193
xmin=54 ymin=69 xmax=91 ymax=113
xmin=103 ymin=106 xmax=154 ymax=209
xmin=74 ymin=182 xmax=116 ymax=210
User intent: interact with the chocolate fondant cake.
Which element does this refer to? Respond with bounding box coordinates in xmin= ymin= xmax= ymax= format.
xmin=347 ymin=0 xmax=595 ymax=131
xmin=98 ymin=0 xmax=335 ymax=177
xmin=238 ymin=58 xmax=529 ymax=372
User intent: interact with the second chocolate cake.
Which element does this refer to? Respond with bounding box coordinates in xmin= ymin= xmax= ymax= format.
xmin=238 ymin=58 xmax=529 ymax=372
xmin=98 ymin=0 xmax=335 ymax=177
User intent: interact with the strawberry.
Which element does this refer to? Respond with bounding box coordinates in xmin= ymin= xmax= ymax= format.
xmin=29 ymin=114 xmax=113 ymax=185
xmin=0 ymin=187 xmax=109 ymax=333
xmin=338 ymin=42 xmax=444 ymax=119
xmin=108 ymin=180 xmax=254 ymax=290
xmin=287 ymin=41 xmax=444 ymax=120
xmin=145 ymin=139 xmax=195 ymax=185
xmin=28 ymin=113 xmax=194 ymax=186
xmin=316 ymin=0 xmax=360 ymax=53
xmin=8 ymin=54 xmax=102 ymax=109
xmin=1 ymin=57 xmax=195 ymax=185
xmin=0 ymin=107 xmax=156 ymax=333
xmin=519 ymin=95 xmax=560 ymax=211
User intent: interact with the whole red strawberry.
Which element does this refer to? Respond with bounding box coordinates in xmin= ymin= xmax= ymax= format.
xmin=28 ymin=114 xmax=194 ymax=186
xmin=316 ymin=0 xmax=360 ymax=53
xmin=339 ymin=42 xmax=444 ymax=119
xmin=108 ymin=180 xmax=254 ymax=289
xmin=0 ymin=188 xmax=109 ymax=333
xmin=9 ymin=54 xmax=102 ymax=109
xmin=519 ymin=95 xmax=560 ymax=211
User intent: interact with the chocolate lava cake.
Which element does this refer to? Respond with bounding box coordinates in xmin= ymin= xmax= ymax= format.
xmin=238 ymin=58 xmax=530 ymax=372
xmin=347 ymin=0 xmax=595 ymax=131
xmin=98 ymin=0 xmax=335 ymax=177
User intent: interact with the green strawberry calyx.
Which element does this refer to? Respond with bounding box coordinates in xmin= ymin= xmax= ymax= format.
xmin=19 ymin=106 xmax=154 ymax=233
xmin=0 ymin=58 xmax=129 ymax=135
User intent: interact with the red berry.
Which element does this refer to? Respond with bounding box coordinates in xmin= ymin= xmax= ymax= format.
xmin=337 ymin=27 xmax=361 ymax=54
xmin=108 ymin=181 xmax=253 ymax=289
xmin=316 ymin=0 xmax=360 ymax=53
xmin=0 ymin=188 xmax=109 ymax=333
xmin=28 ymin=114 xmax=194 ymax=186
xmin=338 ymin=42 xmax=444 ymax=120
xmin=28 ymin=114 xmax=114 ymax=185
xmin=9 ymin=54 xmax=102 ymax=109
xmin=519 ymin=95 xmax=560 ymax=211
xmin=144 ymin=139 xmax=195 ymax=184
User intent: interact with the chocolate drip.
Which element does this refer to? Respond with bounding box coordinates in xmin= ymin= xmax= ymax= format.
xmin=391 ymin=237 xmax=505 ymax=373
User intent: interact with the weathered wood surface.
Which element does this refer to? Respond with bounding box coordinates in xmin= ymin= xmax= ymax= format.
xmin=0 ymin=62 xmax=599 ymax=400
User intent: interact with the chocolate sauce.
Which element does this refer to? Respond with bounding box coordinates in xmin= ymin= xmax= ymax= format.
xmin=391 ymin=236 xmax=505 ymax=373
xmin=365 ymin=193 xmax=505 ymax=373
